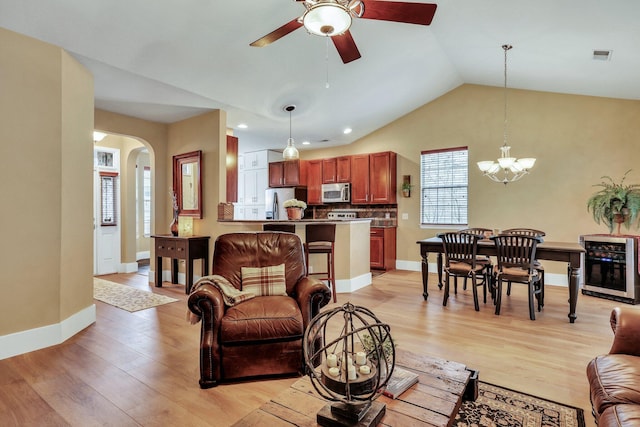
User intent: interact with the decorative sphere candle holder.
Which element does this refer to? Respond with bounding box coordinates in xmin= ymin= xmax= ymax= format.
xmin=303 ymin=302 xmax=395 ymax=427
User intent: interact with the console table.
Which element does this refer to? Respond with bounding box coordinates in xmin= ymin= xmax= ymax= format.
xmin=151 ymin=235 xmax=210 ymax=294
xmin=232 ymin=350 xmax=472 ymax=427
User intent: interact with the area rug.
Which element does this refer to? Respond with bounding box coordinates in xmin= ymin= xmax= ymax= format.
xmin=93 ymin=278 xmax=178 ymax=312
xmin=454 ymin=382 xmax=586 ymax=427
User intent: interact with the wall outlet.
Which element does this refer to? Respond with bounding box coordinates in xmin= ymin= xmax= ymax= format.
xmin=402 ymin=213 xmax=409 ymax=220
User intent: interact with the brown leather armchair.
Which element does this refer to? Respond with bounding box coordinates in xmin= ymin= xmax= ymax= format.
xmin=188 ymin=232 xmax=331 ymax=388
xmin=587 ymin=307 xmax=640 ymax=426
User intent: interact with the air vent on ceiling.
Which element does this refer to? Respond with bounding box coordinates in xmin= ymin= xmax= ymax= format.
xmin=593 ymin=50 xmax=612 ymax=61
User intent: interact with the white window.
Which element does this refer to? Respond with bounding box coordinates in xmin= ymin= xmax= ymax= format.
xmin=420 ymin=147 xmax=468 ymax=226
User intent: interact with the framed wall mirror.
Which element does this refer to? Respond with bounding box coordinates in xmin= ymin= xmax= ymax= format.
xmin=173 ymin=150 xmax=203 ymax=218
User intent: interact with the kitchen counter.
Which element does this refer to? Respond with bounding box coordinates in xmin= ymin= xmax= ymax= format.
xmin=218 ymin=219 xmax=372 ymax=294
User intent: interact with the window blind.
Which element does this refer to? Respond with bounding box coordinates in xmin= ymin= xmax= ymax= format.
xmin=420 ymin=147 xmax=468 ymax=225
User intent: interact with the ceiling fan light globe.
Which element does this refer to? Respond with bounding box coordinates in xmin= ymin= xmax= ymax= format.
xmin=303 ymin=3 xmax=352 ymax=37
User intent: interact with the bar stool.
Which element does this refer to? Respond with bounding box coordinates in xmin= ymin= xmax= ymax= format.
xmin=263 ymin=224 xmax=296 ymax=233
xmin=304 ymin=223 xmax=337 ymax=303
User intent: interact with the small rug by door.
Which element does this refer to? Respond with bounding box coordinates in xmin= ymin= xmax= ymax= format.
xmin=455 ymin=382 xmax=586 ymax=427
xmin=93 ymin=278 xmax=178 ymax=312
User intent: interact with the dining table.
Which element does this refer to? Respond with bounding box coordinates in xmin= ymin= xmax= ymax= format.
xmin=417 ymin=237 xmax=586 ymax=323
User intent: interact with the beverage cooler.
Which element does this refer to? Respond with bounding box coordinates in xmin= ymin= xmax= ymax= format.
xmin=580 ymin=235 xmax=640 ymax=304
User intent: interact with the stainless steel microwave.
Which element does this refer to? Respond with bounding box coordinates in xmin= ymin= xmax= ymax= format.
xmin=322 ymin=183 xmax=350 ymax=203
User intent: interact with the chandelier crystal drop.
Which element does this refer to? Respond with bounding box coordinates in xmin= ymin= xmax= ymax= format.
xmin=477 ymin=44 xmax=536 ymax=185
xmin=282 ymin=105 xmax=299 ymax=160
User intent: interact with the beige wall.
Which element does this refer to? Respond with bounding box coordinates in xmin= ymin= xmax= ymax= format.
xmin=304 ymin=84 xmax=640 ymax=276
xmin=0 ymin=28 xmax=93 ymax=335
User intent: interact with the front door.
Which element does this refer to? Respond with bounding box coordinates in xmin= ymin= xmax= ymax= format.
xmin=94 ymin=148 xmax=121 ymax=275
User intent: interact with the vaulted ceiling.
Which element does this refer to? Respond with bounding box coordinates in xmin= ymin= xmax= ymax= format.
xmin=1 ymin=0 xmax=639 ymax=152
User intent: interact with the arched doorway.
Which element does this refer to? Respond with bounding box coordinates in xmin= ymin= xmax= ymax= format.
xmin=93 ymin=133 xmax=154 ymax=276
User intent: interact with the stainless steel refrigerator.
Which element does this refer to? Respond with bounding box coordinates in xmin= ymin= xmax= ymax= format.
xmin=265 ymin=187 xmax=307 ymax=220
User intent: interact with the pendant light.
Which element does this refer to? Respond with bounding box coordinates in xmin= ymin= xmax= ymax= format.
xmin=282 ymin=105 xmax=299 ymax=160
xmin=477 ymin=44 xmax=536 ymax=184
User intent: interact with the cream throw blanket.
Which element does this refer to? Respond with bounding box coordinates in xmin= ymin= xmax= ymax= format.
xmin=187 ymin=275 xmax=255 ymax=324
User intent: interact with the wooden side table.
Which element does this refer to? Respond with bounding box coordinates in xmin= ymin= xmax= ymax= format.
xmin=151 ymin=235 xmax=210 ymax=294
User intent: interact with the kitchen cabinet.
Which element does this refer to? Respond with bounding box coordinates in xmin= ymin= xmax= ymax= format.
xmin=336 ymin=156 xmax=351 ymax=182
xmin=370 ymin=227 xmax=396 ymax=271
xmin=351 ymin=154 xmax=370 ymax=204
xmin=351 ymin=151 xmax=397 ymax=204
xmin=307 ymin=160 xmax=323 ymax=205
xmin=243 ymin=168 xmax=268 ymax=206
xmin=322 ymin=156 xmax=351 ymax=183
xmin=269 ymin=159 xmax=307 ymax=187
xmin=322 ymin=158 xmax=337 ymax=183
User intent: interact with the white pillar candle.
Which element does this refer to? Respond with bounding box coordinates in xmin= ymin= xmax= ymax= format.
xmin=348 ymin=364 xmax=357 ymax=380
xmin=355 ymin=351 xmax=367 ymax=365
xmin=359 ymin=365 xmax=371 ymax=375
xmin=326 ymin=354 xmax=338 ymax=368
xmin=328 ymin=367 xmax=340 ymax=377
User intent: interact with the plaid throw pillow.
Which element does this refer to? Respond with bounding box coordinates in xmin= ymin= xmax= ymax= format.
xmin=241 ymin=263 xmax=287 ymax=296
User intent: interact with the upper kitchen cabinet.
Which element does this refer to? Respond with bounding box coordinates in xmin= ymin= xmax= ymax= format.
xmin=307 ymin=159 xmax=323 ymax=205
xmin=322 ymin=156 xmax=351 ymax=184
xmin=336 ymin=156 xmax=351 ymax=183
xmin=243 ymin=149 xmax=281 ymax=170
xmin=268 ymin=159 xmax=307 ymax=187
xmin=351 ymin=151 xmax=397 ymax=204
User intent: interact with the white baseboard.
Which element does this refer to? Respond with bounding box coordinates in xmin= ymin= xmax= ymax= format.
xmin=120 ymin=262 xmax=139 ymax=273
xmin=150 ymin=270 xmax=204 ymax=286
xmin=0 ymin=304 xmax=96 ymax=360
xmin=336 ymin=272 xmax=372 ymax=294
xmin=136 ymin=251 xmax=150 ymax=261
xmin=395 ymin=259 xmax=422 ymax=272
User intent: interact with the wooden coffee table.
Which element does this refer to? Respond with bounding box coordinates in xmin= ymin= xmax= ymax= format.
xmin=232 ymin=351 xmax=472 ymax=427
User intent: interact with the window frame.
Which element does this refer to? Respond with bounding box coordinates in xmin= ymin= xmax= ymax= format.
xmin=420 ymin=146 xmax=469 ymax=228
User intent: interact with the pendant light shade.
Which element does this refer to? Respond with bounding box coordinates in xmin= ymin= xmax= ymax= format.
xmin=283 ymin=105 xmax=299 ymax=160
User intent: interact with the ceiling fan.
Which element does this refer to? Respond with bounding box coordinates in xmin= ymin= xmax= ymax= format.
xmin=250 ymin=0 xmax=437 ymax=64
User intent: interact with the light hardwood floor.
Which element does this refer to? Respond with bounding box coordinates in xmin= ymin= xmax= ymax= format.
xmin=1 ymin=268 xmax=627 ymax=427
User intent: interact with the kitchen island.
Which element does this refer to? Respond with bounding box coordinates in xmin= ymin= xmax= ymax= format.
xmin=218 ymin=219 xmax=372 ymax=295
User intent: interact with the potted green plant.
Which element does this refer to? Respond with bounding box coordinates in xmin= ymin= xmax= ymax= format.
xmin=401 ymin=182 xmax=413 ymax=198
xmin=586 ymin=170 xmax=640 ymax=234
xmin=283 ymin=198 xmax=307 ymax=220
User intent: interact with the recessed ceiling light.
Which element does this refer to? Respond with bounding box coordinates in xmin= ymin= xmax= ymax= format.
xmin=343 ymin=128 xmax=352 ymax=134
xmin=237 ymin=123 xmax=248 ymax=129
xmin=302 ymin=141 xmax=311 ymax=145
xmin=593 ymin=50 xmax=612 ymax=61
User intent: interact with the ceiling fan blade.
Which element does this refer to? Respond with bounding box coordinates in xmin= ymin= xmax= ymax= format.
xmin=331 ymin=31 xmax=361 ymax=64
xmin=250 ymin=19 xmax=303 ymax=47
xmin=360 ymin=1 xmax=437 ymax=25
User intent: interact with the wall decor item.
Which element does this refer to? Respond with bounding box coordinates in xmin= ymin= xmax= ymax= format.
xmin=173 ymin=150 xmax=203 ymax=218
xmin=401 ymin=175 xmax=413 ymax=197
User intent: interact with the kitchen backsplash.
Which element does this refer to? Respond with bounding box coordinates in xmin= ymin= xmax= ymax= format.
xmin=308 ymin=205 xmax=397 ymax=227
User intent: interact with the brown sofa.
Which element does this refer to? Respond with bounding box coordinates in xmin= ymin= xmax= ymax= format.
xmin=188 ymin=232 xmax=331 ymax=388
xmin=587 ymin=307 xmax=640 ymax=426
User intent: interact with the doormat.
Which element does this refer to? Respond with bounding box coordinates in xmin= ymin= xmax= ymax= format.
xmin=93 ymin=278 xmax=178 ymax=312
xmin=455 ymin=381 xmax=585 ymax=427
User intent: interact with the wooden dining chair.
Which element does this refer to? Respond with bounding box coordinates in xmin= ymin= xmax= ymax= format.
xmin=502 ymin=228 xmax=546 ymax=299
xmin=491 ymin=234 xmax=543 ymax=320
xmin=458 ymin=228 xmax=494 ymax=292
xmin=438 ymin=232 xmax=489 ymax=311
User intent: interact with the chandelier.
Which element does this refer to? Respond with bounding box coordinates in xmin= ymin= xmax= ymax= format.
xmin=302 ymin=0 xmax=363 ymax=37
xmin=477 ymin=44 xmax=536 ymax=184
xmin=282 ymin=105 xmax=299 ymax=160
